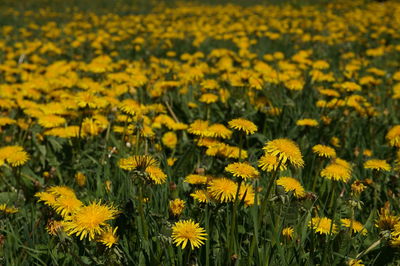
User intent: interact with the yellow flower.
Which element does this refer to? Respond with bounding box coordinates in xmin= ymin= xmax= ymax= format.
xmin=238 ymin=184 xmax=255 ymax=206
xmin=207 ymin=124 xmax=232 ymax=139
xmin=228 ymin=118 xmax=257 ymax=135
xmin=386 ymin=125 xmax=400 ymax=147
xmin=75 ymin=172 xmax=86 ymax=187
xmin=97 ymin=226 xmax=118 ymax=248
xmin=351 ymin=181 xmax=367 ymax=195
xmin=364 ymin=159 xmax=391 ymax=172
xmin=187 ymin=120 xmax=210 ymax=136
xmin=208 ymin=178 xmax=237 ymax=203
xmin=258 ymin=153 xmax=287 ymax=172
xmin=0 ymin=204 xmax=18 ymax=214
xmin=296 ymin=119 xmax=318 ymax=127
xmin=321 ymin=159 xmax=352 ymax=182
xmin=162 ymin=131 xmax=178 ymax=149
xmin=225 ymin=162 xmax=259 ymax=180
xmin=184 ymin=174 xmax=208 ymax=185
xmin=312 ymin=144 xmax=336 ymax=158
xmin=348 ymin=259 xmax=364 ymax=266
xmin=171 ymin=220 xmax=207 ymax=250
xmin=199 ymin=93 xmax=218 ymax=104
xmin=169 ymin=199 xmax=185 ymax=216
xmin=340 ymin=218 xmax=367 ymax=235
xmin=308 ymin=217 xmax=338 ymax=235
xmin=282 ymin=227 xmax=294 ymax=240
xmin=63 ymin=201 xmax=119 ymax=240
xmin=263 ymin=138 xmax=304 ymax=168
xmin=375 ymin=204 xmax=400 ymax=231
xmin=38 ymin=115 xmax=66 ymax=128
xmin=118 ymin=155 xmax=158 ymax=171
xmin=0 ymin=145 xmax=30 ymax=167
xmin=145 ymin=166 xmax=167 ymax=184
xmin=46 ymin=220 xmax=63 ymax=236
xmin=190 ymin=190 xmax=209 ymax=203
xmin=276 ymin=177 xmax=306 ymax=198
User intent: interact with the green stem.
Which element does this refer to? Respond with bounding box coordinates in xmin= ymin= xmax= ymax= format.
xmin=138 ymin=182 xmax=148 ymax=240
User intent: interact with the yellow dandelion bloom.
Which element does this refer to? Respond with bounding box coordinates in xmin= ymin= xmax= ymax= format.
xmin=169 ymin=199 xmax=185 ymax=216
xmin=375 ymin=204 xmax=400 ymax=231
xmin=282 ymin=227 xmax=294 ymax=240
xmin=263 ymin=138 xmax=304 ymax=168
xmin=0 ymin=204 xmax=18 ymax=214
xmin=184 ymin=174 xmax=209 ymax=185
xmin=162 ymin=131 xmax=178 ymax=149
xmin=341 ymin=218 xmax=367 ymax=235
xmin=207 ymin=124 xmax=232 ymax=139
xmin=187 ymin=120 xmax=209 ymax=136
xmin=312 ymin=144 xmax=336 ymax=158
xmin=208 ymin=178 xmax=237 ymax=203
xmin=0 ymin=146 xmax=29 ymax=167
xmin=364 ymin=159 xmax=391 ymax=172
xmin=321 ymin=161 xmax=352 ymax=182
xmin=63 ymin=201 xmax=119 ymax=240
xmin=276 ymin=177 xmax=306 ymax=198
xmin=386 ymin=125 xmax=400 ymax=147
xmin=171 ymin=220 xmax=207 ymax=250
xmin=118 ymin=155 xmax=158 ymax=171
xmin=38 ymin=115 xmax=66 ymax=128
xmin=228 ymin=118 xmax=257 ymax=135
xmin=308 ymin=217 xmax=338 ymax=235
xmin=199 ymin=93 xmax=219 ymax=104
xmin=348 ymin=259 xmax=364 ymax=266
xmin=225 ymin=162 xmax=259 ymax=180
xmin=351 ymin=181 xmax=367 ymax=195
xmin=167 ymin=157 xmax=177 ymax=166
xmin=296 ymin=119 xmax=318 ymax=127
xmin=97 ymin=226 xmax=118 ymax=248
xmin=75 ymin=172 xmax=86 ymax=187
xmin=46 ymin=220 xmax=63 ymax=236
xmin=145 ymin=166 xmax=167 ymax=184
xmin=35 ymin=192 xmax=58 ymax=207
xmin=190 ymin=190 xmax=209 ymax=203
xmin=258 ymin=153 xmax=287 ymax=172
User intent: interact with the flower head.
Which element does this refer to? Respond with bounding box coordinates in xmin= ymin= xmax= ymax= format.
xmin=321 ymin=159 xmax=352 ymax=182
xmin=282 ymin=227 xmax=294 ymax=240
xmin=308 ymin=217 xmax=337 ymax=235
xmin=263 ymin=138 xmax=304 ymax=168
xmin=63 ymin=201 xmax=119 ymax=240
xmin=364 ymin=159 xmax=391 ymax=172
xmin=312 ymin=144 xmax=336 ymax=158
xmin=169 ymin=199 xmax=185 ymax=216
xmin=97 ymin=226 xmax=118 ymax=248
xmin=228 ymin=118 xmax=257 ymax=135
xmin=258 ymin=153 xmax=287 ymax=172
xmin=296 ymin=118 xmax=318 ymax=127
xmin=276 ymin=177 xmax=306 ymax=198
xmin=208 ymin=178 xmax=237 ymax=203
xmin=386 ymin=125 xmax=400 ymax=147
xmin=341 ymin=218 xmax=367 ymax=235
xmin=225 ymin=162 xmax=259 ymax=180
xmin=172 ymin=220 xmax=207 ymax=250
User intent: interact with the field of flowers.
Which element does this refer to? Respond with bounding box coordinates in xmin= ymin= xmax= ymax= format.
xmin=1 ymin=0 xmax=400 ymax=265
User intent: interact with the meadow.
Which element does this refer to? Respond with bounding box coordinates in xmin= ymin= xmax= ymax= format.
xmin=0 ymin=0 xmax=400 ymax=265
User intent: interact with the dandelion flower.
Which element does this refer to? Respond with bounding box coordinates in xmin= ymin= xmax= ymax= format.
xmin=308 ymin=217 xmax=337 ymax=235
xmin=296 ymin=119 xmax=318 ymax=127
xmin=97 ymin=226 xmax=118 ymax=248
xmin=75 ymin=172 xmax=86 ymax=187
xmin=321 ymin=160 xmax=352 ymax=182
xmin=375 ymin=205 xmax=400 ymax=231
xmin=364 ymin=159 xmax=391 ymax=172
xmin=118 ymin=155 xmax=158 ymax=171
xmin=187 ymin=120 xmax=209 ymax=136
xmin=38 ymin=115 xmax=66 ymax=128
xmin=282 ymin=227 xmax=294 ymax=240
xmin=199 ymin=93 xmax=218 ymax=104
xmin=258 ymin=153 xmax=287 ymax=172
xmin=207 ymin=124 xmax=232 ymax=139
xmin=276 ymin=177 xmax=306 ymax=198
xmin=341 ymin=218 xmax=367 ymax=235
xmin=169 ymin=199 xmax=185 ymax=216
xmin=386 ymin=125 xmax=400 ymax=147
xmin=0 ymin=204 xmax=18 ymax=214
xmin=0 ymin=146 xmax=29 ymax=167
xmin=162 ymin=131 xmax=178 ymax=149
xmin=351 ymin=181 xmax=367 ymax=195
xmin=263 ymin=138 xmax=304 ymax=168
xmin=238 ymin=184 xmax=255 ymax=206
xmin=145 ymin=166 xmax=167 ymax=184
xmin=225 ymin=162 xmax=259 ymax=180
xmin=348 ymin=259 xmax=364 ymax=266
xmin=63 ymin=201 xmax=119 ymax=240
xmin=312 ymin=144 xmax=336 ymax=158
xmin=228 ymin=118 xmax=257 ymax=135
xmin=171 ymin=220 xmax=207 ymax=250
xmin=208 ymin=178 xmax=237 ymax=203
xmin=46 ymin=220 xmax=63 ymax=236
xmin=190 ymin=190 xmax=209 ymax=203
xmin=184 ymin=174 xmax=209 ymax=185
